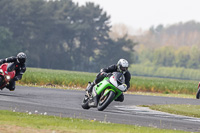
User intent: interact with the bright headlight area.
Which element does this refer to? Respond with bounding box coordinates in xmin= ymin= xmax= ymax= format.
xmin=6 ymin=75 xmax=10 ymax=80
xmin=0 ymin=69 xmax=4 ymax=75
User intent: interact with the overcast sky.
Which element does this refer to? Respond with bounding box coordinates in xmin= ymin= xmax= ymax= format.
xmin=72 ymin=0 xmax=200 ymax=30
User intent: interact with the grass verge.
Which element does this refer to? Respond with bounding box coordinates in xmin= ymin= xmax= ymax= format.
xmin=0 ymin=110 xmax=189 ymax=133
xmin=143 ymin=104 xmax=200 ymax=118
xmin=19 ymin=67 xmax=199 ymax=95
xmin=129 ymin=92 xmax=195 ymax=99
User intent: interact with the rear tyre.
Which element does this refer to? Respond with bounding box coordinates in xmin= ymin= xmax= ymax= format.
xmin=97 ymin=91 xmax=115 ymax=111
xmin=196 ymin=87 xmax=200 ymax=99
xmin=81 ymin=95 xmax=90 ymax=109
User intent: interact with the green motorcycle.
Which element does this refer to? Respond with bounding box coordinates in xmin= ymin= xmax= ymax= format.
xmin=81 ymin=72 xmax=127 ymax=111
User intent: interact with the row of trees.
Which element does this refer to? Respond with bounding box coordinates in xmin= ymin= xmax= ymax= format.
xmin=0 ymin=0 xmax=136 ymax=72
xmin=143 ymin=21 xmax=200 ymax=48
xmin=128 ymin=21 xmax=200 ymax=70
xmin=136 ymin=45 xmax=200 ymax=69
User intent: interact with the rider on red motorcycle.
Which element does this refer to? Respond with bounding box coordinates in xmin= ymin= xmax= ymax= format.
xmin=0 ymin=52 xmax=27 ymax=91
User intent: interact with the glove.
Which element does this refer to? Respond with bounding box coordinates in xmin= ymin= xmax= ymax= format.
xmin=102 ymin=72 xmax=112 ymax=77
xmin=106 ymin=73 xmax=112 ymax=77
xmin=100 ymin=72 xmax=108 ymax=77
xmin=14 ymin=75 xmax=22 ymax=81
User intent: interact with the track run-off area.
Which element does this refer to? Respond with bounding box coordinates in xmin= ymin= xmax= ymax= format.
xmin=0 ymin=86 xmax=200 ymax=132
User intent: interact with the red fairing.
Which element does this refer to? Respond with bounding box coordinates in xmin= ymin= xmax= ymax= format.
xmin=198 ymin=82 xmax=200 ymax=88
xmin=0 ymin=63 xmax=16 ymax=88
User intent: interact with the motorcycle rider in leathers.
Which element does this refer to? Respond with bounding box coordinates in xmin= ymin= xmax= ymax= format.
xmin=86 ymin=59 xmax=131 ymax=102
xmin=0 ymin=52 xmax=27 ymax=91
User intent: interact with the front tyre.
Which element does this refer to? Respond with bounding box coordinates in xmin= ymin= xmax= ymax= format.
xmin=196 ymin=87 xmax=200 ymax=99
xmin=97 ymin=91 xmax=115 ymax=111
xmin=0 ymin=76 xmax=4 ymax=87
xmin=81 ymin=95 xmax=90 ymax=109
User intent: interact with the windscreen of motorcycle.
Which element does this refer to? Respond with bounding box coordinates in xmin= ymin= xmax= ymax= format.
xmin=7 ymin=63 xmax=15 ymax=72
xmin=109 ymin=72 xmax=125 ymax=87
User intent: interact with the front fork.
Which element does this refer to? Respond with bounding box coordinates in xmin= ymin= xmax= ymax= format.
xmin=88 ymin=88 xmax=99 ymax=107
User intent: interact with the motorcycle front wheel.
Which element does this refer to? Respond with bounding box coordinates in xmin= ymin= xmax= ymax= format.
xmin=81 ymin=95 xmax=90 ymax=109
xmin=97 ymin=91 xmax=115 ymax=111
xmin=196 ymin=87 xmax=200 ymax=99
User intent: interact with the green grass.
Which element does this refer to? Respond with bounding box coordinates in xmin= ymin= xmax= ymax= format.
xmin=0 ymin=110 xmax=189 ymax=133
xmin=19 ymin=67 xmax=198 ymax=95
xmin=130 ymin=76 xmax=198 ymax=94
xmin=129 ymin=64 xmax=200 ymax=80
xmin=20 ymin=67 xmax=96 ymax=87
xmin=143 ymin=104 xmax=200 ymax=118
xmin=130 ymin=92 xmax=195 ymax=99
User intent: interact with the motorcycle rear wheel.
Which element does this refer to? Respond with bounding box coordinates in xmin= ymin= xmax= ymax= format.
xmin=196 ymin=87 xmax=200 ymax=99
xmin=97 ymin=91 xmax=115 ymax=111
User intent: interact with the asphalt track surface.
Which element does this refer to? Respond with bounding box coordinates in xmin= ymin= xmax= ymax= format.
xmin=1 ymin=86 xmax=200 ymax=132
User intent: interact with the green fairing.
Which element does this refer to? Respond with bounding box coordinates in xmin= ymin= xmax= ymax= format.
xmin=94 ymin=77 xmax=122 ymax=100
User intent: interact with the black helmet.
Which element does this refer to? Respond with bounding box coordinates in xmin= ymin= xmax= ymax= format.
xmin=17 ymin=52 xmax=27 ymax=64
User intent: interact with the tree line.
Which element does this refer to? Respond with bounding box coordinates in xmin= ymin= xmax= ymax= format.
xmin=130 ymin=21 xmax=200 ymax=69
xmin=0 ymin=0 xmax=136 ymax=72
xmin=135 ymin=45 xmax=200 ymax=69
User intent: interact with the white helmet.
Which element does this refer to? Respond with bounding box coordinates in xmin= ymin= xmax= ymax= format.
xmin=117 ymin=59 xmax=129 ymax=73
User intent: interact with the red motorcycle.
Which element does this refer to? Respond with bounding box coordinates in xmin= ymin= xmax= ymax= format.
xmin=0 ymin=63 xmax=16 ymax=90
xmin=196 ymin=82 xmax=200 ymax=99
